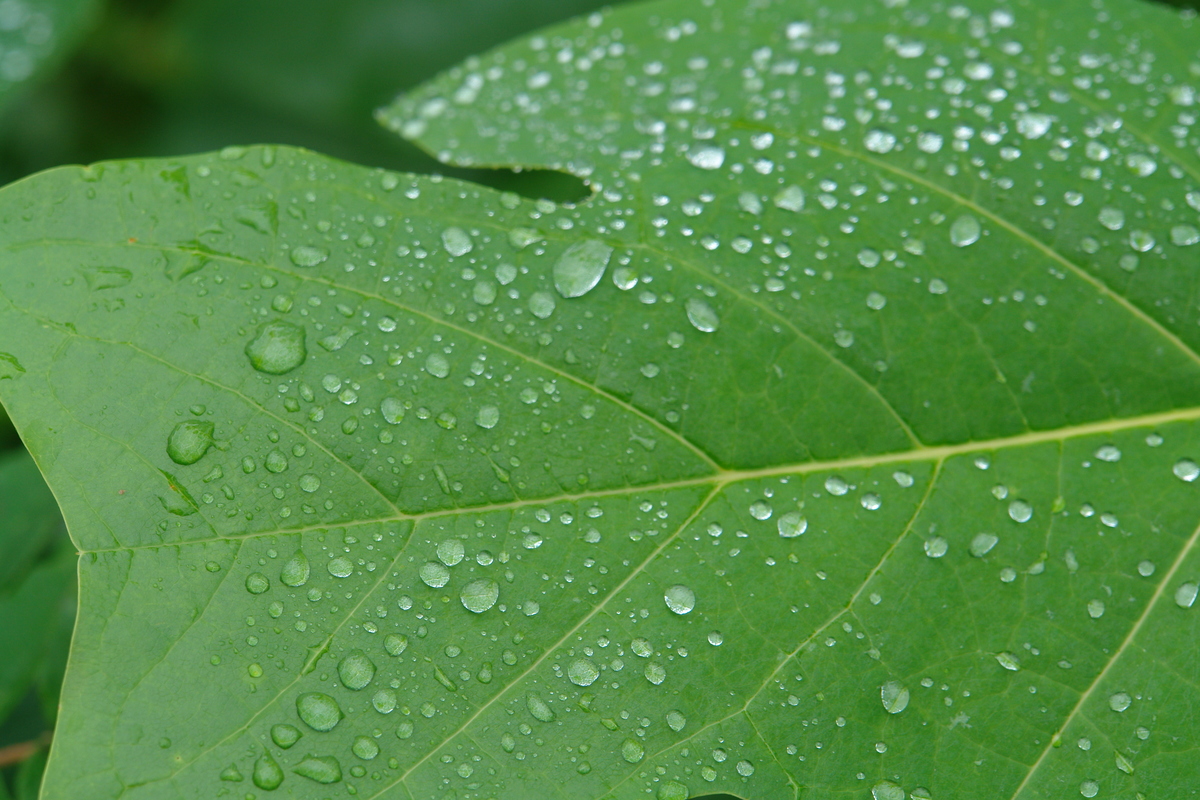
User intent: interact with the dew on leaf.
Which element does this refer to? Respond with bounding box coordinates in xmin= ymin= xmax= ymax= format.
xmin=621 ymin=738 xmax=645 ymax=763
xmin=245 ymin=573 xmax=269 ymax=595
xmin=298 ymin=474 xmax=320 ymax=493
xmin=777 ymin=511 xmax=807 ymax=538
xmin=166 ymin=421 xmax=214 ymax=465
xmin=441 ymin=226 xmax=473 ymax=257
xmin=1008 ymin=500 xmax=1033 ymax=523
xmin=688 ymin=146 xmax=725 ymax=170
xmin=252 ymin=752 xmax=284 ymax=791
xmin=969 ymin=533 xmax=998 ymax=557
xmin=338 ymin=650 xmax=376 ymax=690
xmin=749 ymin=500 xmax=772 ymax=520
xmin=425 ymin=353 xmax=450 ymax=378
xmin=476 ymin=405 xmax=500 ymax=429
xmin=352 ymin=736 xmax=379 ymax=760
xmin=923 ymin=537 xmax=948 ymax=558
xmin=950 ymin=214 xmax=982 ymax=247
xmin=664 ymin=584 xmax=695 ymax=615
xmin=526 ymin=692 xmax=555 ymax=722
xmin=383 ymin=634 xmax=408 ymax=656
xmin=685 ymin=297 xmax=720 ymax=333
xmin=264 ymin=450 xmax=288 ymax=473
xmin=380 ymin=397 xmax=405 ymax=424
xmin=271 ymin=724 xmax=301 ymax=749
xmin=281 ymin=552 xmax=310 ymax=587
xmin=460 ymin=578 xmax=499 ymax=613
xmin=1175 ymin=582 xmax=1198 ymax=609
xmin=327 ymin=557 xmax=353 ymax=578
xmin=529 ymin=291 xmax=556 ymax=319
xmin=420 ymin=561 xmax=450 ymax=588
xmin=245 ymin=321 xmax=307 ymax=375
xmin=296 ymin=692 xmax=343 ymax=731
xmin=554 ymin=239 xmax=613 ymax=298
xmin=568 ymin=658 xmax=599 ymax=687
xmin=1109 ymin=691 xmax=1132 ymax=712
xmin=666 ymin=709 xmax=687 ymax=732
xmin=773 ymin=185 xmax=806 ymax=211
xmin=437 ymin=539 xmax=465 ymax=566
xmin=293 ymin=755 xmax=341 ymax=784
xmin=658 ymin=780 xmax=688 ymax=800
xmin=289 ymin=246 xmax=328 ymax=267
xmin=881 ymin=680 xmax=909 ymax=714
xmin=872 ymin=781 xmax=905 ymax=800
xmin=996 ymin=652 xmax=1021 ymax=671
xmin=1173 ymin=459 xmax=1200 ymax=482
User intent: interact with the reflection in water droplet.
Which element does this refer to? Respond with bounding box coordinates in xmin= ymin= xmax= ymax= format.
xmin=166 ymin=421 xmax=215 ymax=465
xmin=777 ymin=511 xmax=807 ymax=538
xmin=460 ymin=578 xmax=499 ymax=613
xmin=881 ymin=680 xmax=910 ymax=714
xmin=338 ymin=650 xmax=376 ymax=690
xmin=246 ymin=321 xmax=307 ymax=374
xmin=554 ymin=239 xmax=613 ymax=298
xmin=950 ymin=214 xmax=982 ymax=247
xmin=296 ymin=693 xmax=343 ymax=731
xmin=664 ymin=584 xmax=696 ymax=615
xmin=568 ymin=658 xmax=599 ymax=687
xmin=685 ymin=297 xmax=720 ymax=333
xmin=707 ymin=630 xmax=724 ymax=646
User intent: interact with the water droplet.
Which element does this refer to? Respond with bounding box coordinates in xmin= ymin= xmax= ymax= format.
xmin=894 ymin=471 xmax=915 ymax=487
xmin=924 ymin=537 xmax=948 ymax=558
xmin=352 ymin=736 xmax=379 ymax=760
xmin=460 ymin=578 xmax=499 ymax=613
xmin=1109 ymin=691 xmax=1132 ymax=712
xmin=270 ymin=724 xmax=301 ymax=749
xmin=950 ymin=215 xmax=982 ymax=247
xmin=996 ymin=652 xmax=1021 ymax=671
xmin=631 ymin=638 xmax=652 ymax=657
xmin=568 ymin=658 xmax=599 ymax=687
xmin=749 ymin=500 xmax=773 ymax=520
xmin=253 ymin=751 xmax=284 ymax=791
xmin=1016 ymin=112 xmax=1053 ymax=139
xmin=298 ymin=474 xmax=320 ymax=493
xmin=773 ymin=185 xmax=806 ymax=211
xmin=380 ymin=397 xmax=405 ymax=425
xmin=296 ymin=692 xmax=343 ymax=731
xmin=425 ymin=353 xmax=450 ymax=378
xmin=1087 ymin=599 xmax=1106 ymax=619
xmin=338 ymin=650 xmax=376 ymax=690
xmin=420 ymin=561 xmax=450 ymax=588
xmin=327 ymin=557 xmax=353 ymax=578
xmin=526 ymin=692 xmax=555 ymax=722
xmin=664 ymin=584 xmax=695 ymax=615
xmin=824 ymin=476 xmax=849 ymax=495
xmin=281 ymin=552 xmax=310 ymax=587
xmin=1008 ymin=500 xmax=1033 ymax=523
xmin=290 ymin=246 xmax=328 ymax=268
xmin=220 ymin=765 xmax=243 ymax=782
xmin=1175 ymin=582 xmax=1198 ymax=609
xmin=707 ymin=631 xmax=724 ymax=646
xmin=528 ymin=291 xmax=556 ymax=319
xmin=881 ymin=680 xmax=910 ymax=714
xmin=475 ymin=405 xmax=500 ymax=429
xmin=437 ymin=539 xmax=465 ymax=566
xmin=736 ymin=760 xmax=755 ymax=777
xmin=666 ymin=710 xmax=687 ymax=732
xmin=1173 ymin=459 xmax=1200 ymax=482
xmin=1094 ymin=445 xmax=1121 ymax=462
xmin=644 ymin=662 xmax=667 ymax=684
xmin=658 ymin=780 xmax=689 ymax=800
xmin=621 ymin=738 xmax=644 ymax=763
xmin=166 ymin=421 xmax=214 ymax=465
xmin=246 ymin=321 xmax=306 ymax=375
xmin=384 ymin=634 xmax=408 ymax=656
xmin=777 ymin=511 xmax=807 ymax=538
xmin=1079 ymin=780 xmax=1099 ymax=798
xmin=372 ymin=688 xmax=397 ymax=714
xmin=554 ymin=239 xmax=613 ymax=298
xmin=969 ymin=533 xmax=998 ymax=557
xmin=245 ymin=572 xmax=270 ymax=594
xmin=1171 ymin=225 xmax=1200 ymax=246
xmin=685 ymin=297 xmax=720 ymax=333
xmin=872 ymin=781 xmax=905 ymax=800
xmin=293 ymin=755 xmax=342 ymax=784
xmin=441 ymin=227 xmax=473 ymax=257
xmin=867 ymin=292 xmax=887 ymax=310
xmin=688 ymin=146 xmax=725 ymax=170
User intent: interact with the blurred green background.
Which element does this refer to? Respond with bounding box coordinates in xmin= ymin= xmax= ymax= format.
xmin=0 ymin=0 xmax=1196 ymax=796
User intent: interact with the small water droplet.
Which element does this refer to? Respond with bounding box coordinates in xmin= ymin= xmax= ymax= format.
xmin=1079 ymin=780 xmax=1099 ymax=798
xmin=996 ymin=652 xmax=1021 ymax=671
xmin=475 ymin=405 xmax=500 ymax=429
xmin=773 ymin=185 xmax=806 ymax=211
xmin=529 ymin=291 xmax=556 ymax=319
xmin=969 ymin=533 xmax=998 ymax=557
xmin=666 ymin=710 xmax=687 ymax=732
xmin=425 ymin=353 xmax=450 ymax=378
xmin=1008 ymin=500 xmax=1033 ymax=523
xmin=290 ymin=245 xmax=329 ymax=268
xmin=384 ymin=634 xmax=408 ymax=656
xmin=621 ymin=738 xmax=644 ymax=763
xmin=688 ymin=146 xmax=725 ymax=170
xmin=437 ymin=539 xmax=465 ymax=566
xmin=526 ymin=692 xmax=555 ymax=722
xmin=950 ymin=215 xmax=982 ymax=247
xmin=872 ymin=780 xmax=905 ymax=800
xmin=252 ymin=751 xmax=284 ymax=791
xmin=1109 ymin=691 xmax=1132 ymax=712
xmin=924 ymin=537 xmax=948 ymax=558
xmin=327 ymin=556 xmax=353 ymax=578
xmin=270 ymin=724 xmax=301 ymax=749
xmin=749 ymin=500 xmax=773 ymax=520
xmin=707 ymin=630 xmax=724 ymax=646
xmin=1175 ymin=582 xmax=1198 ymax=609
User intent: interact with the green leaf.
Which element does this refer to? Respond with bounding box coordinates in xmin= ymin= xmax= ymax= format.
xmin=3 ymin=0 xmax=1200 ymax=799
xmin=0 ymin=0 xmax=100 ymax=111
xmin=0 ymin=451 xmax=74 ymax=723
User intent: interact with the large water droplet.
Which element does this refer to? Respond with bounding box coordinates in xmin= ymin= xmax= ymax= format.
xmin=246 ymin=321 xmax=306 ymax=375
xmin=1175 ymin=582 xmax=1198 ymax=609
xmin=384 ymin=633 xmax=408 ymax=656
xmin=872 ymin=781 xmax=905 ymax=800
xmin=666 ymin=709 xmax=687 ymax=732
xmin=476 ymin=405 xmax=500 ymax=429
xmin=554 ymin=239 xmax=613 ymax=298
xmin=245 ymin=572 xmax=270 ymax=594
xmin=969 ymin=533 xmax=998 ymax=557
xmin=380 ymin=397 xmax=405 ymax=424
xmin=293 ymin=755 xmax=342 ymax=784
xmin=352 ymin=736 xmax=380 ymax=760
xmin=777 ymin=511 xmax=807 ymax=538
xmin=280 ymin=552 xmax=310 ymax=587
xmin=338 ymin=650 xmax=376 ymax=690
xmin=166 ymin=420 xmax=214 ymax=465
xmin=688 ymin=146 xmax=725 ymax=170
xmin=881 ymin=680 xmax=910 ymax=714
xmin=437 ymin=539 xmax=465 ymax=566
xmin=1173 ymin=458 xmax=1200 ymax=482
xmin=621 ymin=738 xmax=645 ymax=763
xmin=664 ymin=584 xmax=695 ymax=615
xmin=441 ymin=227 xmax=473 ymax=257
xmin=568 ymin=658 xmax=599 ymax=687
xmin=1008 ymin=500 xmax=1033 ymax=523
xmin=271 ymin=724 xmax=301 ymax=749
xmin=950 ymin=214 xmax=982 ymax=247
xmin=1109 ymin=691 xmax=1132 ymax=712
xmin=420 ymin=561 xmax=450 ymax=588
xmin=657 ymin=780 xmax=689 ymax=800
xmin=526 ymin=692 xmax=555 ymax=722
xmin=685 ymin=297 xmax=720 ymax=333
xmin=460 ymin=578 xmax=499 ymax=613
xmin=425 ymin=353 xmax=450 ymax=378
xmin=289 ymin=246 xmax=329 ymax=268
xmin=253 ymin=751 xmax=284 ymax=790
xmin=296 ymin=692 xmax=343 ymax=731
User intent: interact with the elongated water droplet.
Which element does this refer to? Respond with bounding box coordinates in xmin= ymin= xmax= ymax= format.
xmin=554 ymin=239 xmax=612 ymax=298
xmin=664 ymin=584 xmax=695 ymax=615
xmin=872 ymin=781 xmax=905 ymax=800
xmin=167 ymin=421 xmax=214 ymax=465
xmin=881 ymin=680 xmax=909 ymax=714
xmin=685 ymin=297 xmax=720 ymax=333
xmin=996 ymin=652 xmax=1021 ymax=671
xmin=950 ymin=214 xmax=981 ymax=247
xmin=289 ymin=245 xmax=328 ymax=268
xmin=688 ymin=146 xmax=725 ymax=170
xmin=526 ymin=692 xmax=555 ymax=722
xmin=246 ymin=321 xmax=306 ymax=375
xmin=969 ymin=533 xmax=998 ymax=557
xmin=293 ymin=755 xmax=341 ymax=784
xmin=460 ymin=578 xmax=499 ymax=613
xmin=338 ymin=650 xmax=376 ymax=690
xmin=1175 ymin=582 xmax=1198 ymax=609
xmin=296 ymin=693 xmax=343 ymax=731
